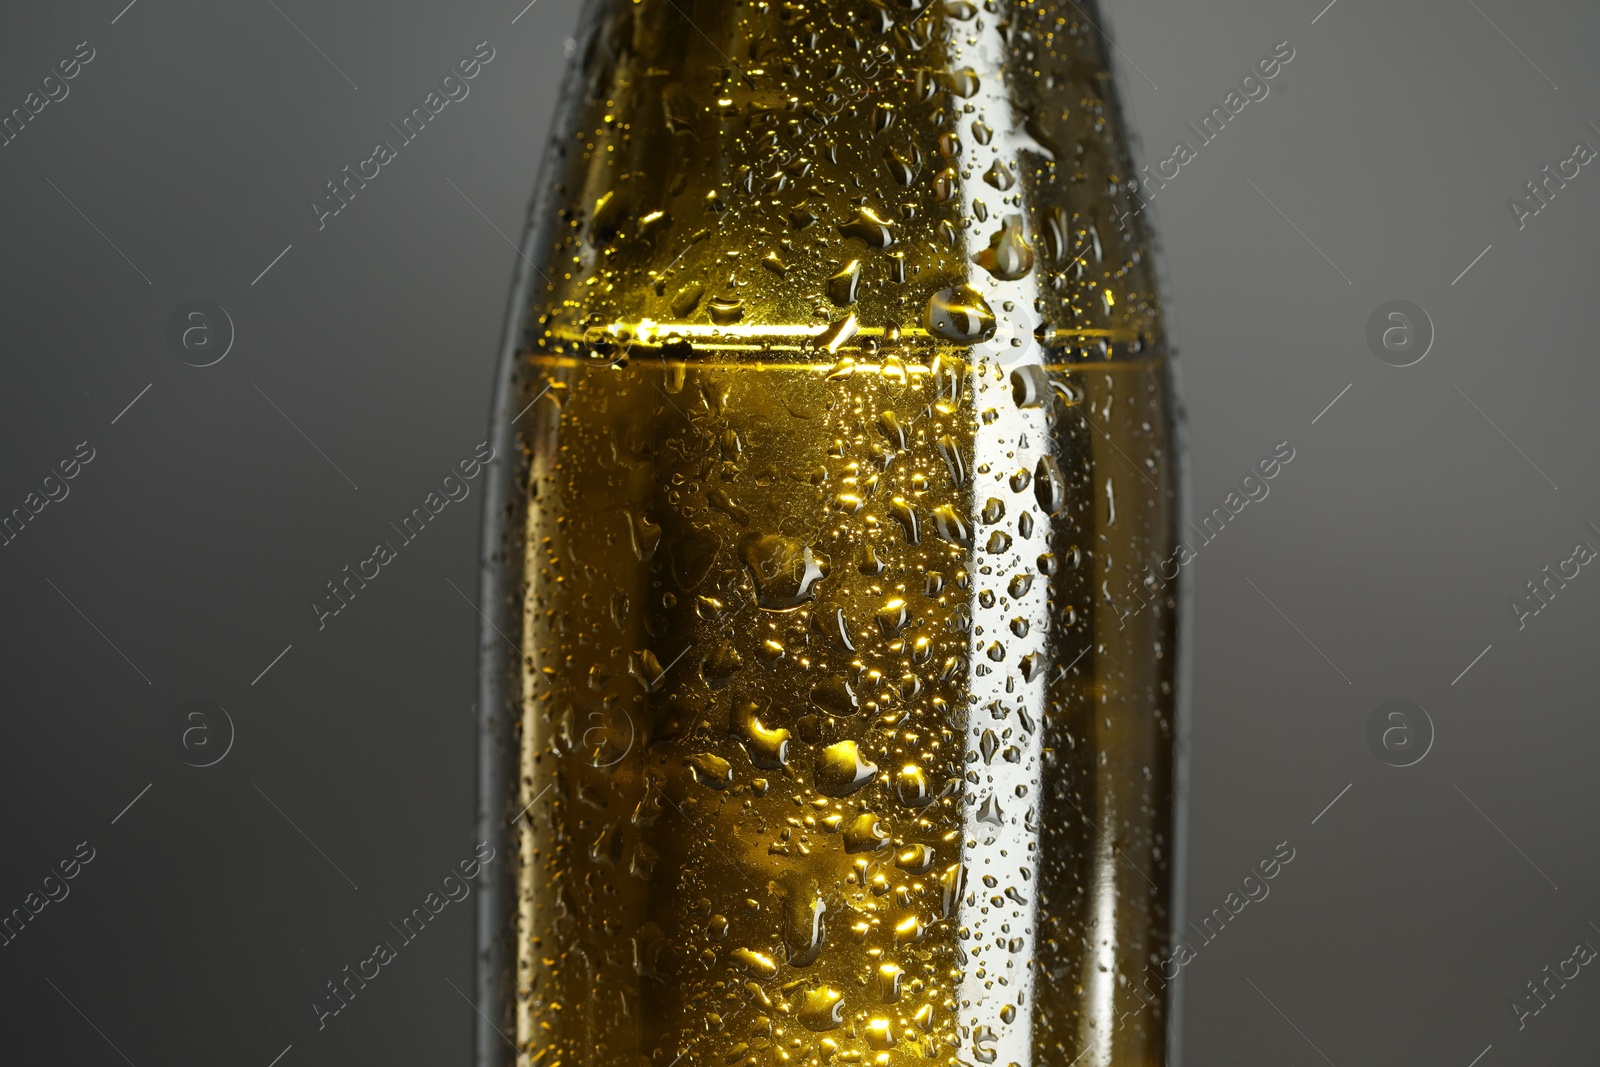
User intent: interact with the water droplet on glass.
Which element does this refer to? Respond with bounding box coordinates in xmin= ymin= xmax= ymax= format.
xmin=896 ymin=764 xmax=933 ymax=807
xmin=708 ymin=296 xmax=744 ymax=324
xmin=936 ymin=434 xmax=967 ymax=486
xmin=671 ymin=283 xmax=704 ymax=317
xmin=817 ymin=740 xmax=878 ymax=796
xmin=1010 ymin=365 xmax=1050 ymax=408
xmin=740 ymin=533 xmax=830 ymax=610
xmin=930 ymin=504 xmax=971 ymax=548
xmin=877 ymin=962 xmax=904 ymax=1002
xmin=843 ymin=812 xmax=890 ymax=853
xmin=687 ymin=752 xmax=733 ymax=789
xmin=827 ymin=259 xmax=862 ymax=306
xmin=783 ymin=879 xmax=827 ymax=966
xmin=876 ymin=409 xmax=907 ymax=449
xmin=838 ymin=205 xmax=896 ymax=248
xmin=732 ymin=699 xmax=791 ymax=769
xmin=1035 ymin=455 xmax=1066 ymax=515
xmin=798 ymin=986 xmax=845 ymax=1031
xmin=813 ymin=313 xmax=860 ymax=353
xmin=701 ymin=640 xmax=744 ymax=688
xmin=810 ymin=674 xmax=859 ymax=715
xmin=896 ymin=844 xmax=935 ymax=873
xmin=947 ymin=67 xmax=979 ymax=98
xmin=893 ymin=915 xmax=925 ymax=944
xmin=875 ymin=597 xmax=910 ymax=636
xmin=973 ymin=214 xmax=1034 ymax=281
xmin=729 ymin=947 xmax=779 ymax=980
xmin=982 ymin=161 xmax=1015 ymax=191
xmin=924 ymin=285 xmax=996 ymax=344
xmin=629 ymin=648 xmax=665 ymax=691
xmin=889 ymin=497 xmax=921 ymax=544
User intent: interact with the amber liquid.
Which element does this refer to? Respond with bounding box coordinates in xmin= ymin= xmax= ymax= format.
xmin=505 ymin=345 xmax=1176 ymax=1067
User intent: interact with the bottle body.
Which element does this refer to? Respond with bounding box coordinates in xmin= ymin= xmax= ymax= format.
xmin=476 ymin=2 xmax=1184 ymax=1066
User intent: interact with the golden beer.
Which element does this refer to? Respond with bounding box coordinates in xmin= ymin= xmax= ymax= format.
xmin=475 ymin=1 xmax=1183 ymax=1065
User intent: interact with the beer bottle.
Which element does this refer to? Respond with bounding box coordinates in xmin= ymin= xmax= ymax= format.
xmin=475 ymin=1 xmax=1184 ymax=1065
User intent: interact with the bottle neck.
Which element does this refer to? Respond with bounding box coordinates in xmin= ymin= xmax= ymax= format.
xmin=527 ymin=0 xmax=1162 ymax=367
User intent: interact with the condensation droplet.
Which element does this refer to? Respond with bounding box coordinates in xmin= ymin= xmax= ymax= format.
xmin=740 ymin=533 xmax=830 ymax=610
xmin=896 ymin=764 xmax=933 ymax=807
xmin=817 ymin=741 xmax=878 ymax=797
xmin=1035 ymin=455 xmax=1066 ymax=515
xmin=728 ymin=947 xmax=779 ymax=980
xmin=838 ymin=206 xmax=896 ymax=248
xmin=799 ymin=986 xmax=845 ymax=1031
xmin=843 ymin=812 xmax=890 ymax=853
xmin=876 ymin=597 xmax=910 ymax=636
xmin=890 ymin=497 xmax=921 ymax=544
xmin=827 ymin=259 xmax=862 ymax=306
xmin=936 ymin=434 xmax=967 ymax=487
xmin=974 ymin=214 xmax=1034 ymax=281
xmin=731 ymin=699 xmax=791 ymax=769
xmin=924 ymin=285 xmax=996 ymax=344
xmin=686 ymin=752 xmax=733 ymax=789
xmin=708 ymin=296 xmax=744 ymax=324
xmin=982 ymin=161 xmax=1015 ymax=192
xmin=930 ymin=504 xmax=971 ymax=548
xmin=947 ymin=67 xmax=979 ymax=98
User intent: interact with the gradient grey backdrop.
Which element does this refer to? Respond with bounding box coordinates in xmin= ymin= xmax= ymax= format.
xmin=2 ymin=0 xmax=1596 ymax=1064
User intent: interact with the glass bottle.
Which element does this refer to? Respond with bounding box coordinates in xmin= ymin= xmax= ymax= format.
xmin=474 ymin=1 xmax=1186 ymax=1065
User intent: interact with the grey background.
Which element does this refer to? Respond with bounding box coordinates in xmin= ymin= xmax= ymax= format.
xmin=0 ymin=0 xmax=1594 ymax=1064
